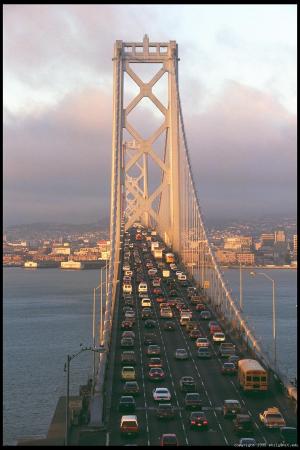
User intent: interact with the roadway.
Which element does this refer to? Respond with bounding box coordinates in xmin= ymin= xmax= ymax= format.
xmin=106 ymin=228 xmax=297 ymax=446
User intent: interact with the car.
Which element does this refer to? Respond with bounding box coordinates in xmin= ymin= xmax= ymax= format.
xmin=239 ymin=438 xmax=257 ymax=446
xmin=212 ymin=332 xmax=226 ymax=343
xmin=185 ymin=321 xmax=198 ymax=332
xmin=197 ymin=347 xmax=212 ymax=359
xmin=123 ymin=306 xmax=134 ymax=314
xmin=233 ymin=414 xmax=254 ymax=434
xmin=145 ymin=319 xmax=156 ymax=329
xmin=209 ymin=324 xmax=222 ymax=334
xmin=195 ymin=337 xmax=210 ymax=348
xmin=121 ymin=351 xmax=137 ymax=365
xmin=169 ymin=289 xmax=178 ymax=297
xmin=184 ymin=392 xmax=202 ymax=409
xmin=122 ymin=331 xmax=135 ymax=339
xmin=121 ymin=319 xmax=134 ymax=329
xmin=124 ymin=298 xmax=134 ymax=306
xmin=221 ymin=362 xmax=237 ymax=375
xmin=125 ymin=311 xmax=136 ymax=320
xmin=227 ymin=355 xmax=241 ymax=366
xmin=160 ymin=433 xmax=178 ymax=446
xmin=123 ymin=381 xmax=140 ymax=396
xmin=153 ymin=287 xmax=163 ymax=295
xmin=147 ymin=345 xmax=161 ymax=356
xmin=141 ymin=298 xmax=151 ymax=308
xmin=195 ymin=303 xmax=206 ymax=311
xmin=219 ymin=342 xmax=236 ymax=358
xmin=259 ymin=407 xmax=286 ymax=428
xmin=163 ymin=321 xmax=176 ymax=331
xmin=155 ymin=296 xmax=165 ymax=304
xmin=179 ymin=376 xmax=196 ymax=392
xmin=138 ymin=282 xmax=148 ymax=293
xmin=156 ymin=403 xmax=175 ymax=420
xmin=148 ymin=367 xmax=165 ymax=381
xmin=141 ymin=308 xmax=153 ymax=319
xmin=121 ymin=366 xmax=136 ymax=381
xmin=174 ymin=348 xmax=189 ymax=360
xmin=160 ymin=308 xmax=173 ymax=318
xmin=200 ymin=310 xmax=211 ymax=320
xmin=120 ymin=415 xmax=139 ymax=435
xmin=279 ymin=427 xmax=297 ymax=444
xmin=153 ymin=387 xmax=171 ymax=402
xmin=121 ymin=337 xmax=134 ymax=348
xmin=147 ymin=357 xmax=163 ymax=368
xmin=223 ymin=399 xmax=242 ymax=418
xmin=189 ymin=411 xmax=208 ymax=429
xmin=189 ymin=329 xmax=202 ymax=340
xmin=119 ymin=395 xmax=136 ymax=412
xmin=143 ymin=333 xmax=157 ymax=345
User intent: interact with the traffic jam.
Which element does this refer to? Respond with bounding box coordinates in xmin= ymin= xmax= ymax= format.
xmin=107 ymin=225 xmax=296 ymax=446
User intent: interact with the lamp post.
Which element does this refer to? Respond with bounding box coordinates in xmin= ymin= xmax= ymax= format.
xmin=250 ymin=271 xmax=276 ymax=369
xmin=64 ymin=345 xmax=105 ymax=446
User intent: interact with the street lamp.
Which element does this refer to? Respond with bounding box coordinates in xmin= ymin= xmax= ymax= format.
xmin=64 ymin=345 xmax=105 ymax=446
xmin=250 ymin=271 xmax=277 ymax=369
xmin=239 ymin=262 xmax=243 ymax=311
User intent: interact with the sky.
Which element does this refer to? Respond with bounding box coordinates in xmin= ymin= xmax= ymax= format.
xmin=3 ymin=4 xmax=297 ymax=227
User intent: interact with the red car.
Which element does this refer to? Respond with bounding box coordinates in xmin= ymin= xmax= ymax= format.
xmin=160 ymin=434 xmax=178 ymax=446
xmin=153 ymin=287 xmax=162 ymax=295
xmin=155 ymin=296 xmax=165 ymax=304
xmin=148 ymin=368 xmax=165 ymax=381
xmin=121 ymin=319 xmax=134 ymax=329
xmin=195 ymin=303 xmax=206 ymax=311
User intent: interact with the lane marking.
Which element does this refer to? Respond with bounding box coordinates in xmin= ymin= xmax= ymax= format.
xmin=106 ymin=432 xmax=109 ymax=446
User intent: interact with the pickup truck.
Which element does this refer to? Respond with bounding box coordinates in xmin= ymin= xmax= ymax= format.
xmin=259 ymin=407 xmax=286 ymax=428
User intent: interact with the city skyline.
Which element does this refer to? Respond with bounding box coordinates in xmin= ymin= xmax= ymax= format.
xmin=3 ymin=4 xmax=297 ymax=226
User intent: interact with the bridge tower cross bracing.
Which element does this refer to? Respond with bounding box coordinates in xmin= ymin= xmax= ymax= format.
xmin=110 ymin=34 xmax=181 ymax=253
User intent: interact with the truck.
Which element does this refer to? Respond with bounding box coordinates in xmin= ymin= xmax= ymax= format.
xmin=259 ymin=407 xmax=286 ymax=428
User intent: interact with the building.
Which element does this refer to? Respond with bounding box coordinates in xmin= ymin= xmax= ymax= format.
xmin=52 ymin=246 xmax=71 ymax=256
xmin=215 ymin=250 xmax=237 ymax=265
xmin=275 ymin=230 xmax=286 ymax=242
xmin=293 ymin=234 xmax=297 ymax=261
xmin=236 ymin=253 xmax=255 ymax=265
xmin=223 ymin=236 xmax=252 ymax=252
xmin=260 ymin=233 xmax=275 ymax=246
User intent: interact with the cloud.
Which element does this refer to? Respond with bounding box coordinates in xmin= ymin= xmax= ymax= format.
xmin=183 ymin=81 xmax=297 ymax=219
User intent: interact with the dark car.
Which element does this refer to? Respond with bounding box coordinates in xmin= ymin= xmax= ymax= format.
xmin=233 ymin=414 xmax=254 ymax=434
xmin=163 ymin=321 xmax=176 ymax=331
xmin=180 ymin=376 xmax=196 ymax=392
xmin=147 ymin=357 xmax=163 ymax=368
xmin=121 ymin=319 xmax=134 ymax=330
xmin=223 ymin=399 xmax=242 ymax=418
xmin=169 ymin=289 xmax=178 ymax=297
xmin=121 ymin=337 xmax=134 ymax=348
xmin=123 ymin=381 xmax=140 ymax=396
xmin=144 ymin=319 xmax=156 ymax=329
xmin=156 ymin=403 xmax=175 ymax=420
xmin=200 ymin=310 xmax=211 ymax=320
xmin=221 ymin=362 xmax=237 ymax=375
xmin=146 ymin=344 xmax=161 ymax=356
xmin=118 ymin=395 xmax=136 ymax=412
xmin=142 ymin=308 xmax=153 ymax=319
xmin=189 ymin=411 xmax=208 ymax=429
xmin=189 ymin=329 xmax=202 ymax=340
xmin=143 ymin=333 xmax=157 ymax=345
xmin=185 ymin=321 xmax=199 ymax=333
xmin=184 ymin=393 xmax=202 ymax=409
xmin=197 ymin=347 xmax=212 ymax=359
xmin=160 ymin=434 xmax=178 ymax=446
xmin=195 ymin=303 xmax=207 ymax=311
xmin=121 ymin=351 xmax=137 ymax=365
xmin=148 ymin=367 xmax=165 ymax=381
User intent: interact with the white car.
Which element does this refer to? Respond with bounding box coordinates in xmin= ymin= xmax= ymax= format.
xmin=141 ymin=298 xmax=151 ymax=308
xmin=212 ymin=332 xmax=225 ymax=343
xmin=175 ymin=348 xmax=189 ymax=360
xmin=152 ymin=387 xmax=171 ymax=401
xmin=138 ymin=282 xmax=148 ymax=293
xmin=195 ymin=338 xmax=210 ymax=348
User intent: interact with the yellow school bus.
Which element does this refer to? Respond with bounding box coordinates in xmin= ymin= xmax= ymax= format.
xmin=238 ymin=359 xmax=268 ymax=392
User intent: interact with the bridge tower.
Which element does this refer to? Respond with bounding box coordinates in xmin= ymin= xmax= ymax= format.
xmin=110 ymin=35 xmax=181 ymax=253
